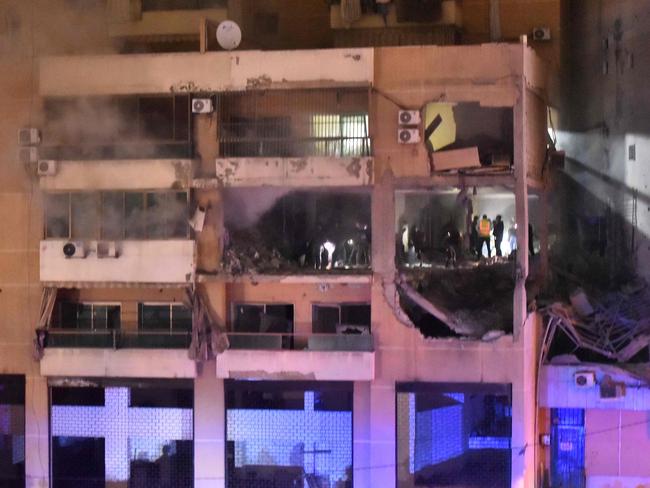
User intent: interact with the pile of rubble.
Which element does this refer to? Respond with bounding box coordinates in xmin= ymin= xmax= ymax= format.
xmin=221 ymin=228 xmax=296 ymax=275
xmin=542 ymin=281 xmax=650 ymax=363
xmin=397 ymin=262 xmax=515 ymax=339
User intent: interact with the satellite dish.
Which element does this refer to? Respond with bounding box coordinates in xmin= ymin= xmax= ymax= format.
xmin=216 ymin=20 xmax=242 ymax=50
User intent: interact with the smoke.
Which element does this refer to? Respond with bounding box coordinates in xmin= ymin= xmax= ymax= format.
xmin=223 ymin=187 xmax=292 ymax=229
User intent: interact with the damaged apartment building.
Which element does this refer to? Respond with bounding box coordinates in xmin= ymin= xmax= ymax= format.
xmin=0 ymin=1 xmax=578 ymax=488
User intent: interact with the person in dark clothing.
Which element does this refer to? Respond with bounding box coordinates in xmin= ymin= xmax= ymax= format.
xmin=470 ymin=215 xmax=479 ymax=259
xmin=493 ymin=215 xmax=504 ymax=257
xmin=528 ymin=223 xmax=535 ymax=256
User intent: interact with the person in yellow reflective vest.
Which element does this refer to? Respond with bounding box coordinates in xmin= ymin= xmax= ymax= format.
xmin=478 ymin=214 xmax=492 ymax=257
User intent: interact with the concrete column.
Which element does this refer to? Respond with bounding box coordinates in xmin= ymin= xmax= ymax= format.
xmin=511 ymin=313 xmax=539 ymax=488
xmin=25 ymin=374 xmax=49 ymax=488
xmin=372 ymin=170 xmax=396 ymax=277
xmin=353 ymin=382 xmax=371 ymax=488
xmin=368 ymin=381 xmax=396 ymax=488
xmin=513 ymin=75 xmax=529 ymax=338
xmin=194 ymin=365 xmax=225 ymax=488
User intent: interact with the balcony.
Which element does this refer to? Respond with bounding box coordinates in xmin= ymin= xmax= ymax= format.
xmin=40 ymin=239 xmax=195 ymax=285
xmin=39 ymin=329 xmax=196 ymax=378
xmin=216 ymin=332 xmax=375 ymax=381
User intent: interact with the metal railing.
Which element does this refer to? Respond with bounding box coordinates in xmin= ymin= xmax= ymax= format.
xmin=43 ymin=329 xmax=191 ymax=349
xmin=225 ymin=331 xmax=373 ymax=352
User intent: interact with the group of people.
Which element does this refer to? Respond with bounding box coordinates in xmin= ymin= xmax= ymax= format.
xmin=470 ymin=214 xmax=506 ymax=259
xmin=470 ymin=214 xmax=534 ymax=260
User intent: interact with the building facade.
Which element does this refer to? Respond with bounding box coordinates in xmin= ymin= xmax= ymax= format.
xmin=0 ymin=1 xmax=555 ymax=487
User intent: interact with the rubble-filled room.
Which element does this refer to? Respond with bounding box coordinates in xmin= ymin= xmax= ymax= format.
xmin=222 ymin=188 xmax=372 ymax=275
xmin=395 ymin=187 xmax=539 ymax=338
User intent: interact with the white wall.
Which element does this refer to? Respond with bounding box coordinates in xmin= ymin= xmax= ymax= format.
xmin=40 ymin=239 xmax=195 ymax=284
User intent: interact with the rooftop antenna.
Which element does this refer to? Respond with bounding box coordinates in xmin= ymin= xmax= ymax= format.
xmin=216 ymin=20 xmax=242 ymax=50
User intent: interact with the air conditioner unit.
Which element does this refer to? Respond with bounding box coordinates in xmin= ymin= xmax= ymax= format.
xmin=398 ymin=128 xmax=420 ymax=144
xmin=398 ymin=110 xmax=421 ymax=126
xmin=192 ymin=98 xmax=213 ymax=114
xmin=532 ymin=27 xmax=551 ymax=41
xmin=19 ymin=128 xmax=41 ymax=146
xmin=19 ymin=147 xmax=38 ymax=164
xmin=574 ymin=371 xmax=595 ymax=388
xmin=62 ymin=241 xmax=86 ymax=259
xmin=97 ymin=241 xmax=118 ymax=258
xmin=37 ymin=160 xmax=57 ymax=176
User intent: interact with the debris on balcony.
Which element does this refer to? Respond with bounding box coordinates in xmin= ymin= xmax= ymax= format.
xmin=221 ymin=189 xmax=371 ymax=275
xmin=542 ymin=280 xmax=650 ymax=363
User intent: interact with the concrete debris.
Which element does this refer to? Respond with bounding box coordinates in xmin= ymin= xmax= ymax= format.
xmin=543 ymin=281 xmax=650 ymax=363
xmin=186 ymin=288 xmax=229 ymax=361
xmin=396 ymin=264 xmax=514 ymax=339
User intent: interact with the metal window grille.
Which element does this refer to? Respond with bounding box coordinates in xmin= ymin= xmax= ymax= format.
xmin=225 ymin=381 xmax=353 ymax=488
xmin=50 ymin=385 xmax=193 ymax=487
xmin=216 ymin=88 xmax=371 ymax=158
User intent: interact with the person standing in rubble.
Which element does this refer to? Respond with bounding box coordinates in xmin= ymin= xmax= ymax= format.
xmin=478 ymin=214 xmax=492 ymax=258
xmin=470 ymin=215 xmax=479 ymax=259
xmin=493 ymin=215 xmax=504 ymax=258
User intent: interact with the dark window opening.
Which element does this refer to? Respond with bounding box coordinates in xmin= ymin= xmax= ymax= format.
xmin=396 ymin=383 xmax=512 ymax=488
xmin=52 ymin=303 xmax=121 ymax=330
xmin=312 ymin=303 xmax=370 ymax=334
xmin=130 ymin=387 xmax=193 ymax=408
xmin=0 ymin=375 xmax=25 ymax=488
xmin=51 ymin=387 xmax=105 ymax=406
xmin=138 ymin=303 xmax=192 ymax=332
xmin=230 ymin=303 xmax=294 ymax=350
xmin=52 ymin=437 xmax=105 ymax=488
xmin=142 ymin=0 xmax=226 ymax=10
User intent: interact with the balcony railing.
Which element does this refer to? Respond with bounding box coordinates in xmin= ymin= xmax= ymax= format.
xmin=43 ymin=329 xmax=191 ymax=349
xmin=225 ymin=332 xmax=374 ymax=352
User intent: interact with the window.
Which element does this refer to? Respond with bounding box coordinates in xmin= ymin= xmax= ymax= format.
xmin=45 ymin=194 xmax=70 ymax=238
xmin=50 ymin=384 xmax=194 ymax=487
xmin=396 ymin=383 xmax=512 ymax=488
xmin=232 ymin=304 xmax=293 ymax=334
xmin=225 ymin=380 xmax=353 ymax=487
xmin=311 ymin=114 xmax=370 ymax=157
xmin=0 ymin=375 xmax=25 ymax=487
xmin=138 ymin=303 xmax=192 ymax=331
xmin=52 ymin=303 xmax=121 ymax=330
xmin=44 ymin=191 xmax=189 ymax=240
xmin=142 ymin=0 xmax=226 ymax=11
xmin=312 ymin=303 xmax=370 ymax=334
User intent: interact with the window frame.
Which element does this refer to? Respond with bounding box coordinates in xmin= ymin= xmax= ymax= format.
xmin=53 ymin=301 xmax=122 ymax=331
xmin=230 ymin=302 xmax=295 ymax=333
xmin=44 ymin=190 xmax=190 ymax=241
xmin=138 ymin=302 xmax=193 ymax=332
xmin=311 ymin=302 xmax=371 ymax=333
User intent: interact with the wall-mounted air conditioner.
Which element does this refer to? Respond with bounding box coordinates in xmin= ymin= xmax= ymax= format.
xmin=62 ymin=241 xmax=86 ymax=259
xmin=398 ymin=128 xmax=420 ymax=144
xmin=574 ymin=371 xmax=595 ymax=388
xmin=37 ymin=160 xmax=57 ymax=176
xmin=97 ymin=241 xmax=118 ymax=258
xmin=532 ymin=27 xmax=551 ymax=41
xmin=19 ymin=128 xmax=41 ymax=146
xmin=398 ymin=110 xmax=421 ymax=126
xmin=19 ymin=147 xmax=38 ymax=164
xmin=192 ymin=98 xmax=213 ymax=114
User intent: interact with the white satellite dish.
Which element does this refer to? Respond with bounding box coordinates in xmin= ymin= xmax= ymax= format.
xmin=216 ymin=20 xmax=242 ymax=50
